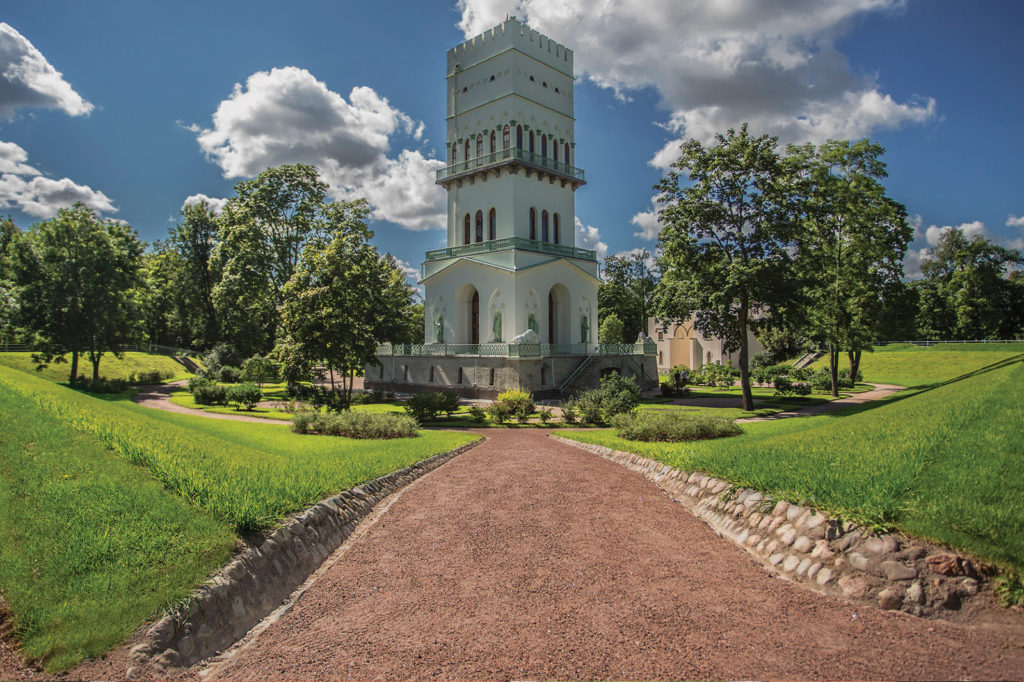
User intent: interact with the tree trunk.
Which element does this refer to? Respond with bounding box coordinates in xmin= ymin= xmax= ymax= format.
xmin=848 ymin=349 xmax=862 ymax=385
xmin=829 ymin=343 xmax=840 ymax=398
xmin=328 ymin=364 xmax=335 ymax=392
xmin=92 ymin=355 xmax=100 ymax=384
xmin=69 ymin=349 xmax=79 ymax=386
xmin=738 ymin=297 xmax=754 ymax=412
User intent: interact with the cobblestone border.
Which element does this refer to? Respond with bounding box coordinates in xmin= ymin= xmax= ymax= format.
xmin=126 ymin=438 xmax=482 ymax=679
xmin=556 ymin=436 xmax=988 ymax=618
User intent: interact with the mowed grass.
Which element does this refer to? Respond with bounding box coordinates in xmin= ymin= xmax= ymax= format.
xmin=0 ymin=384 xmax=235 ymax=672
xmin=0 ymin=351 xmax=194 ymax=383
xmin=562 ymin=352 xmax=1024 ymax=571
xmin=168 ymin=388 xmax=294 ymax=420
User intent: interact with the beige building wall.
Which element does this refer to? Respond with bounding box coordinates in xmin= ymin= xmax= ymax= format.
xmin=648 ymin=318 xmax=764 ymax=372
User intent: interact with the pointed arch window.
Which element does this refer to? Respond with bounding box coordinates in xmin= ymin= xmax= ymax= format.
xmin=464 ymin=213 xmax=471 ymax=244
xmin=503 ymin=125 xmax=510 ymax=151
xmin=541 ymin=210 xmax=549 ymax=242
xmin=476 ymin=134 xmax=483 ymax=158
xmin=529 ymin=130 xmax=535 ymax=154
xmin=450 ymin=142 xmax=457 ymax=164
xmin=529 ymin=207 xmax=537 ymax=240
xmin=475 ymin=210 xmax=483 ymax=242
xmin=553 ymin=140 xmax=558 ymax=162
xmin=516 ymin=125 xmax=523 ymax=149
xmin=541 ymin=135 xmax=547 ymax=158
xmin=488 ymin=208 xmax=496 ymax=240
xmin=489 ymin=130 xmax=496 ymax=154
xmin=553 ymin=213 xmax=560 ymax=244
xmin=564 ymin=142 xmax=570 ymax=163
xmin=464 ymin=139 xmax=470 ymax=162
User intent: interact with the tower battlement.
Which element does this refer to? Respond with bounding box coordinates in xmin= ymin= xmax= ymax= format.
xmin=447 ymin=18 xmax=573 ymax=78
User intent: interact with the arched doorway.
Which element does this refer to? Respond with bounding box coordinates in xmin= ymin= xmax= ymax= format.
xmin=548 ymin=283 xmax=570 ymax=345
xmin=471 ymin=291 xmax=480 ymax=345
xmin=455 ymin=284 xmax=480 ymax=345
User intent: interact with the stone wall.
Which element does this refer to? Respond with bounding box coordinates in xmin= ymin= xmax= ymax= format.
xmin=557 ymin=437 xmax=988 ymax=618
xmin=126 ymin=439 xmax=481 ymax=679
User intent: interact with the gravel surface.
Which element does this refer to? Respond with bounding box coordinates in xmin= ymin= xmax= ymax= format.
xmin=198 ymin=428 xmax=1024 ymax=680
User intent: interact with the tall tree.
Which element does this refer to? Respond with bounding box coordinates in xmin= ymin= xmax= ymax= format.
xmin=599 ymin=249 xmax=660 ymax=341
xmin=214 ymin=164 xmax=328 ymax=355
xmin=0 ymin=217 xmax=21 ymax=343
xmin=169 ymin=200 xmax=221 ymax=347
xmin=653 ymin=125 xmax=797 ymax=411
xmin=14 ymin=204 xmax=144 ymax=384
xmin=788 ymin=139 xmax=911 ymax=395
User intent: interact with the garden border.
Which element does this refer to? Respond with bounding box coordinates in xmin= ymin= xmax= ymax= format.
xmin=125 ymin=437 xmax=482 ymax=679
xmin=555 ymin=435 xmax=991 ymax=619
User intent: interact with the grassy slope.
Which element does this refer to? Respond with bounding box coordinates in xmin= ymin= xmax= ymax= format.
xmin=0 ymin=386 xmax=234 ymax=672
xmin=0 ymin=351 xmax=194 ymax=383
xmin=563 ymin=352 xmax=1024 ymax=570
xmin=808 ymin=343 xmax=1024 ymax=387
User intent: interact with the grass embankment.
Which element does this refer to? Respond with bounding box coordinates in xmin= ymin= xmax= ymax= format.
xmin=563 ymin=350 xmax=1024 ymax=571
xmin=0 ymin=351 xmax=194 ymax=383
xmin=0 ymin=363 xmax=477 ymax=671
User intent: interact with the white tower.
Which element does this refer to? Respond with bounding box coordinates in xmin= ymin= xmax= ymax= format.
xmin=423 ymin=17 xmax=598 ymax=349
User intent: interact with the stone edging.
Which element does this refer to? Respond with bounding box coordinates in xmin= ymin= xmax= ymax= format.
xmin=126 ymin=438 xmax=482 ymax=679
xmin=555 ymin=435 xmax=986 ymax=618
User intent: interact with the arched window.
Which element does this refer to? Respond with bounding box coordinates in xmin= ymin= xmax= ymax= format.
xmin=450 ymin=142 xmax=456 ymax=164
xmin=464 ymin=214 xmax=471 ymax=244
xmin=541 ymin=135 xmax=547 ymax=158
xmin=503 ymin=125 xmax=510 ymax=150
xmin=529 ymin=207 xmax=536 ymax=240
xmin=489 ymin=130 xmax=496 ymax=154
xmin=553 ymin=213 xmax=560 ymax=244
xmin=529 ymin=130 xmax=535 ymax=154
xmin=476 ymin=134 xmax=483 ymax=158
xmin=553 ymin=140 xmax=558 ymax=162
xmin=516 ymin=125 xmax=523 ymax=149
xmin=564 ymin=142 xmax=570 ymax=164
xmin=475 ymin=210 xmax=483 ymax=242
xmin=541 ymin=210 xmax=549 ymax=242
xmin=488 ymin=208 xmax=496 ymax=240
xmin=464 ymin=139 xmax=470 ymax=161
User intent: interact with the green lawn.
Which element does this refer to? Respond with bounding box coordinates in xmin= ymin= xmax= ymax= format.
xmin=0 ymin=351 xmax=195 ymax=383
xmin=0 ymin=364 xmax=478 ymax=671
xmin=168 ymin=388 xmax=294 ymax=420
xmin=562 ymin=351 xmax=1024 ymax=572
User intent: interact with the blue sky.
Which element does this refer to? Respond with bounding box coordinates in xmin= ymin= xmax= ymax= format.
xmin=2 ymin=0 xmax=1022 ymax=283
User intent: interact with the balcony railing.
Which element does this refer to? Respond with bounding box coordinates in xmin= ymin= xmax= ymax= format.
xmin=375 ymin=341 xmax=656 ymax=358
xmin=435 ymin=147 xmax=585 ymax=184
xmin=425 ymin=236 xmax=596 ymax=263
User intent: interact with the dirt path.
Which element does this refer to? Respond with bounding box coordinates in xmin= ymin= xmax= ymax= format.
xmin=131 ymin=381 xmax=284 ymax=424
xmin=196 ymin=429 xmax=1024 ymax=680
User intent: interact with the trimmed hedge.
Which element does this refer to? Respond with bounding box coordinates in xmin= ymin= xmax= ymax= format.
xmin=291 ymin=410 xmax=418 ymax=439
xmin=610 ymin=410 xmax=742 ymax=442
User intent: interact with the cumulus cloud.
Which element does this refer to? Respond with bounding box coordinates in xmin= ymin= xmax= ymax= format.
xmin=902 ymin=246 xmax=929 ymax=280
xmin=575 ymin=217 xmax=608 ymax=259
xmin=1006 ymin=215 xmax=1024 ymax=228
xmin=0 ymin=23 xmax=93 ymax=118
xmin=458 ymin=0 xmax=936 ymax=164
xmin=181 ymin=193 xmax=228 ymax=215
xmin=901 ymin=218 xmax=1024 ymax=279
xmin=393 ymin=257 xmax=419 ymax=281
xmin=0 ymin=139 xmax=114 ymax=218
xmin=193 ymin=67 xmax=444 ymax=230
xmin=924 ymin=219 xmax=986 ymax=246
xmin=631 ymin=197 xmax=664 ymax=240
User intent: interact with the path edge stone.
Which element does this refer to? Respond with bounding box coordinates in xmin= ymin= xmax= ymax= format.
xmin=554 ymin=435 xmax=989 ymax=620
xmin=125 ymin=437 xmax=482 ymax=680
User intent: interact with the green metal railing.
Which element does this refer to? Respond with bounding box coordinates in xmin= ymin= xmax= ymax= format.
xmin=425 ymin=236 xmax=596 ymax=263
xmin=375 ymin=341 xmax=656 ymax=358
xmin=435 ymin=147 xmax=585 ymax=184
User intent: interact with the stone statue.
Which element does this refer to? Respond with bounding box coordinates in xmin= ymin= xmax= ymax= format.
xmin=492 ymin=313 xmax=502 ymax=342
xmin=434 ymin=315 xmax=444 ymax=344
xmin=512 ymin=328 xmax=539 ymax=344
xmin=527 ymin=313 xmax=538 ymax=334
xmin=580 ymin=315 xmax=589 ymax=343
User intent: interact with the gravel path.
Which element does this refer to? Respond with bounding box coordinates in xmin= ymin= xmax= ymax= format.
xmin=131 ymin=381 xmax=283 ymax=424
xmin=199 ymin=428 xmax=1024 ymax=680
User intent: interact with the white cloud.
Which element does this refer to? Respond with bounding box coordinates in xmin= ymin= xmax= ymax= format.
xmin=458 ymin=0 xmax=936 ymax=163
xmin=631 ymin=197 xmax=664 ymax=240
xmin=0 ymin=139 xmax=115 ymax=218
xmin=0 ymin=22 xmax=93 ymax=118
xmin=902 ymin=246 xmax=929 ymax=280
xmin=575 ymin=217 xmax=608 ymax=259
xmin=610 ymin=247 xmax=658 ymax=271
xmin=193 ymin=67 xmax=444 ymax=231
xmin=182 ymin=193 xmax=228 ymax=215
xmin=1006 ymin=215 xmax=1024 ymax=228
xmin=924 ymin=220 xmax=986 ymax=246
xmin=393 ymin=257 xmax=419 ymax=281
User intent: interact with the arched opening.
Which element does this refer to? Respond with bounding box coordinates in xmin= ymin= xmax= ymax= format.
xmin=541 ymin=365 xmax=549 ymax=385
xmin=529 ymin=207 xmax=537 ymax=240
xmin=476 ymin=134 xmax=483 ymax=159
xmin=553 ymin=213 xmax=560 ymax=244
xmin=475 ymin=210 xmax=483 ymax=242
xmin=463 ymin=213 xmax=471 ymax=244
xmin=564 ymin=142 xmax=570 ymax=163
xmin=455 ymin=284 xmax=480 ymax=345
xmin=541 ymin=135 xmax=547 ymax=158
xmin=547 ymin=283 xmax=570 ymax=345
xmin=489 ymin=130 xmax=496 ymax=154
xmin=488 ymin=368 xmax=495 ymax=385
xmin=488 ymin=208 xmax=496 ymax=240
xmin=529 ymin=130 xmax=535 ymax=154
xmin=503 ymin=125 xmax=510 ymax=154
xmin=429 ymin=366 xmax=435 ymax=382
xmin=541 ymin=210 xmax=549 ymax=242
xmin=450 ymin=142 xmax=456 ymax=164
xmin=516 ymin=125 xmax=523 ymax=149
xmin=553 ymin=140 xmax=558 ymax=162
xmin=458 ymin=367 xmax=464 ymax=384
xmin=464 ymin=139 xmax=470 ymax=161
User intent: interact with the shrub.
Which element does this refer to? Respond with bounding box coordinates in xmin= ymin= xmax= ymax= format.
xmin=496 ymin=388 xmax=534 ymax=416
xmin=468 ymin=406 xmax=487 ymax=423
xmin=773 ymin=376 xmax=812 ymax=398
xmin=290 ymin=411 xmax=417 ymax=439
xmin=75 ymin=376 xmax=128 ymax=394
xmin=596 ymin=372 xmax=641 ymax=417
xmin=810 ymin=369 xmax=832 ymax=392
xmin=187 ymin=375 xmax=211 ymax=393
xmin=691 ymin=361 xmax=734 ymax=387
xmin=486 ymin=401 xmax=511 ymax=424
xmin=128 ymin=369 xmax=167 ymax=385
xmin=559 ymin=399 xmax=579 ymax=424
xmin=610 ymin=411 xmax=742 ymax=442
xmin=193 ymin=383 xmax=228 ymax=405
xmin=217 ymin=366 xmax=242 ymax=383
xmin=437 ymin=390 xmax=461 ymax=418
xmin=575 ymin=390 xmax=605 ymax=424
xmin=403 ymin=391 xmax=457 ymax=422
xmin=599 ymin=313 xmax=625 ymax=343
xmin=226 ymin=383 xmax=262 ymax=410
xmin=538 ymin=407 xmax=552 ymax=425
xmin=241 ymin=355 xmax=279 ymax=386
xmin=790 ymin=365 xmax=812 ymax=381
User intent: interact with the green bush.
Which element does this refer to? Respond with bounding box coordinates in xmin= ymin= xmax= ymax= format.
xmin=291 ymin=411 xmax=418 ymax=439
xmin=497 ymin=388 xmax=534 ymax=415
xmin=538 ymin=407 xmax=552 ymax=425
xmin=402 ymin=391 xmax=459 ymax=422
xmin=437 ymin=390 xmax=461 ymax=417
xmin=468 ymin=406 xmax=487 ymax=423
xmin=486 ymin=401 xmax=511 ymax=424
xmin=193 ymin=383 xmax=228 ymax=405
xmin=660 ymin=380 xmax=690 ymax=398
xmin=575 ymin=390 xmax=605 ymax=424
xmin=128 ymin=369 xmax=167 ymax=385
xmin=773 ymin=376 xmax=811 ymax=398
xmin=610 ymin=410 xmax=742 ymax=442
xmin=241 ymin=355 xmax=279 ymax=386
xmin=559 ymin=399 xmax=579 ymax=424
xmin=217 ymin=366 xmax=242 ymax=383
xmin=187 ymin=375 xmax=211 ymax=393
xmin=226 ymin=383 xmax=262 ymax=410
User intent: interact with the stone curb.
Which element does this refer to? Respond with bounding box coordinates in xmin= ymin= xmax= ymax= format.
xmin=554 ymin=435 xmax=987 ymax=619
xmin=125 ymin=438 xmax=482 ymax=679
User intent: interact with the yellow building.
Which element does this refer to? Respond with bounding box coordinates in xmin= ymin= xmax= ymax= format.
xmin=648 ymin=318 xmax=764 ymax=372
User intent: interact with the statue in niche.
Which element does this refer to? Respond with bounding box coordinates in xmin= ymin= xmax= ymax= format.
xmin=527 ymin=313 xmax=538 ymax=334
xmin=492 ymin=312 xmax=502 ymax=342
xmin=434 ymin=315 xmax=444 ymax=344
xmin=580 ymin=315 xmax=589 ymax=343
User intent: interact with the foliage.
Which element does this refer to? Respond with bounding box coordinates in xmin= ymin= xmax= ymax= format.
xmin=128 ymin=369 xmax=169 ymax=384
xmin=654 ymin=125 xmax=798 ymax=412
xmin=994 ymin=572 xmax=1023 ymax=607
xmin=468 ymin=405 xmax=487 ymax=423
xmin=598 ymin=249 xmax=660 ymax=342
xmin=402 ymin=391 xmax=459 ymax=422
xmin=689 ymin=361 xmax=735 ymax=387
xmin=193 ymin=383 xmax=228 ymax=405
xmin=226 ymin=382 xmax=262 ymax=410
xmin=772 ymin=376 xmax=811 ymax=397
xmin=241 ymin=354 xmax=279 ymax=387
xmin=598 ymin=312 xmax=625 ymax=344
xmin=188 ymin=374 xmax=211 ymax=393
xmin=486 ymin=400 xmax=511 ymax=424
xmin=610 ymin=410 xmax=742 ymax=442
xmin=0 ymin=351 xmax=193 ymax=385
xmin=496 ymin=388 xmax=534 ymax=421
xmin=0 ymin=217 xmax=20 ymax=343
xmin=573 ymin=372 xmax=641 ymax=424
xmin=538 ymin=407 xmax=553 ymax=425
xmin=216 ymin=365 xmax=241 ymax=383
xmin=559 ymin=399 xmax=579 ymax=424
xmin=290 ymin=410 xmax=417 ymax=439
xmin=660 ymin=380 xmax=690 ymax=398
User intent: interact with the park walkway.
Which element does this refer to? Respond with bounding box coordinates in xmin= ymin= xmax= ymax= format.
xmin=131 ymin=381 xmax=282 ymax=424
xmin=196 ymin=428 xmax=1024 ymax=680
